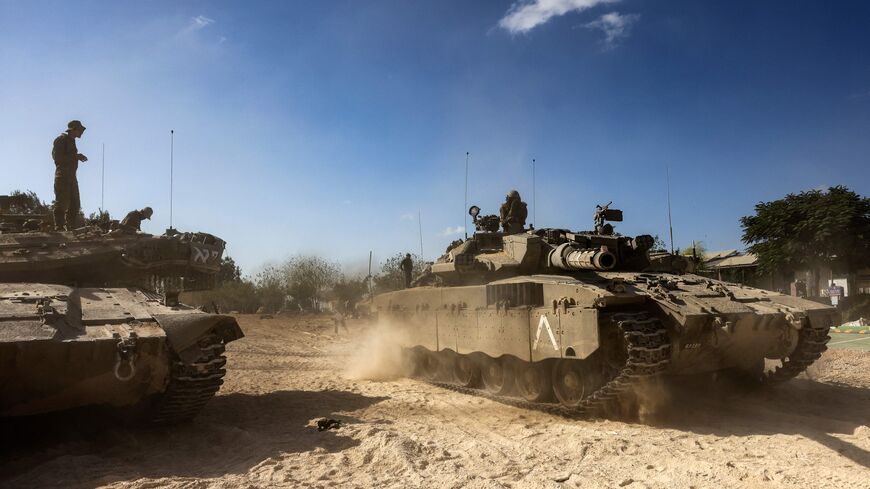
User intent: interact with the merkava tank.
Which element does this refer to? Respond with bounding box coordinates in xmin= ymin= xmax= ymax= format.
xmin=0 ymin=197 xmax=244 ymax=423
xmin=373 ymin=201 xmax=836 ymax=415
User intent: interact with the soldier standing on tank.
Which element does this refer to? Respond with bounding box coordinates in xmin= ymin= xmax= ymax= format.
xmin=51 ymin=120 xmax=88 ymax=231
xmin=499 ymin=190 xmax=528 ymax=234
xmin=400 ymin=253 xmax=413 ymax=289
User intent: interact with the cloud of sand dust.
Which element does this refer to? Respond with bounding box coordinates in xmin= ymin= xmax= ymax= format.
xmin=630 ymin=377 xmax=672 ymax=423
xmin=344 ymin=320 xmax=410 ymax=381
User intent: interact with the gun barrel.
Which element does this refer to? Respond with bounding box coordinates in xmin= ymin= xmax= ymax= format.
xmin=549 ymin=243 xmax=617 ymax=271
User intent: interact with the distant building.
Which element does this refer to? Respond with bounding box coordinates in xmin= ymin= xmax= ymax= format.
xmin=702 ymin=250 xmax=782 ymax=291
xmin=702 ymin=250 xmax=869 ymax=301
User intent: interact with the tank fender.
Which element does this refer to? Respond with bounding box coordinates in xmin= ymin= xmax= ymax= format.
xmin=153 ymin=313 xmax=244 ymax=361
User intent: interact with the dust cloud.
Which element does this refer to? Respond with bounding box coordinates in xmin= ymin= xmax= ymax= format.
xmin=343 ymin=320 xmax=409 ymax=381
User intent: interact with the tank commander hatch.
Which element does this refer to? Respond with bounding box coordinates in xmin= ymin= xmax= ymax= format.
xmin=499 ymin=189 xmax=528 ymax=234
xmin=118 ymin=207 xmax=153 ymax=232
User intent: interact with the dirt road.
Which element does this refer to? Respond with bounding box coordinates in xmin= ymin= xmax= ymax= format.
xmin=2 ymin=315 xmax=868 ymax=489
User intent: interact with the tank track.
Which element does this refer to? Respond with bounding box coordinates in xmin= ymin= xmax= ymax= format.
xmin=763 ymin=319 xmax=831 ymax=384
xmin=150 ymin=334 xmax=227 ymax=424
xmin=424 ymin=312 xmax=671 ymax=419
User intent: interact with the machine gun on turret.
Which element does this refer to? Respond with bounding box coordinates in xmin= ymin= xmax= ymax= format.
xmin=593 ymin=201 xmax=623 ymax=235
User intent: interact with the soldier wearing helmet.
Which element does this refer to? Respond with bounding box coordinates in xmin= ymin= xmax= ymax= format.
xmin=400 ymin=253 xmax=414 ymax=289
xmin=119 ymin=206 xmax=153 ymax=232
xmin=51 ymin=120 xmax=88 ymax=230
xmin=499 ymin=190 xmax=528 ymax=234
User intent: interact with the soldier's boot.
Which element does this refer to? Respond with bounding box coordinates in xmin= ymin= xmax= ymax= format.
xmin=53 ymin=205 xmax=66 ymax=231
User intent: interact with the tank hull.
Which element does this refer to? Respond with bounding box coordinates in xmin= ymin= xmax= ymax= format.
xmin=0 ymin=283 xmax=243 ymax=421
xmin=374 ymin=272 xmax=836 ymax=413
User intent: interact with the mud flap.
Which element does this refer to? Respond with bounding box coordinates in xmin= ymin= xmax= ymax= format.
xmin=153 ymin=313 xmax=243 ymax=360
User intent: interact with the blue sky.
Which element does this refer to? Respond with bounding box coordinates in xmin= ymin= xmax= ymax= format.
xmin=1 ymin=0 xmax=868 ymax=276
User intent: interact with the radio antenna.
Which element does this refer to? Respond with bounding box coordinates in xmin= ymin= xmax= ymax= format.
xmin=100 ymin=143 xmax=105 ymax=212
xmin=170 ymin=130 xmax=175 ymax=230
xmin=418 ymin=210 xmax=424 ymax=257
xmin=666 ymin=164 xmax=674 ymax=255
xmin=464 ymin=151 xmax=469 ymax=239
xmin=532 ymin=158 xmax=536 ymax=227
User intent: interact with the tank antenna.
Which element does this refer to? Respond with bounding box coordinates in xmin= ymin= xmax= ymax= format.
xmin=100 ymin=143 xmax=105 ymax=212
xmin=464 ymin=151 xmax=469 ymax=239
xmin=418 ymin=210 xmax=424 ymax=257
xmin=666 ymin=164 xmax=674 ymax=255
xmin=532 ymin=158 xmax=536 ymax=227
xmin=170 ymin=129 xmax=174 ymax=230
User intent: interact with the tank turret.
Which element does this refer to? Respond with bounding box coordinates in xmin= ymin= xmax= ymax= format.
xmin=432 ymin=203 xmax=654 ymax=284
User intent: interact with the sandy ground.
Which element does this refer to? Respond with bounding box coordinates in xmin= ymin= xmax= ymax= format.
xmin=2 ymin=314 xmax=869 ymax=489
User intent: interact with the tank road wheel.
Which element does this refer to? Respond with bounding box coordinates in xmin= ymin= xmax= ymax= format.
xmin=515 ymin=361 xmax=553 ymax=403
xmin=552 ymin=359 xmax=588 ymax=407
xmin=453 ymin=354 xmax=481 ymax=388
xmin=481 ymin=356 xmax=509 ymax=394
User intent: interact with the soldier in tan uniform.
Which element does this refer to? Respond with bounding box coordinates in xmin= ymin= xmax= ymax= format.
xmin=118 ymin=207 xmax=153 ymax=232
xmin=499 ymin=189 xmax=528 ymax=234
xmin=51 ymin=120 xmax=88 ymax=230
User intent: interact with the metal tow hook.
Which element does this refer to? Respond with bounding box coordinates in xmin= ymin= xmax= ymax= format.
xmin=113 ymin=332 xmax=139 ymax=382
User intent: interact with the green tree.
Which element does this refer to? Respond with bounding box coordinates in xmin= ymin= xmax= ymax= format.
xmin=85 ymin=209 xmax=112 ymax=230
xmin=7 ymin=189 xmax=50 ymax=213
xmin=679 ymin=241 xmax=707 ymax=258
xmin=651 ymin=235 xmax=668 ymax=252
xmin=181 ymin=280 xmax=261 ymax=314
xmin=330 ymin=276 xmax=369 ymax=311
xmin=741 ymin=186 xmax=870 ymax=296
xmin=283 ymin=255 xmax=341 ymax=311
xmin=375 ymin=252 xmax=425 ymax=293
xmin=678 ymin=241 xmax=707 ymax=271
xmin=254 ymin=265 xmax=288 ymax=313
xmin=217 ymin=256 xmax=242 ymax=284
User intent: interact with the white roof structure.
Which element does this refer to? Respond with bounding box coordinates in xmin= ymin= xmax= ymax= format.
xmin=704 ymin=250 xmax=759 ymax=270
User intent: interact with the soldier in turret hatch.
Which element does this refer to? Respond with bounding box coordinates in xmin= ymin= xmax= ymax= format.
xmin=51 ymin=120 xmax=88 ymax=230
xmin=499 ymin=189 xmax=528 ymax=234
xmin=119 ymin=207 xmax=153 ymax=232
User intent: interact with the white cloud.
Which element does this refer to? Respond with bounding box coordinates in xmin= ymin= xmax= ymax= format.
xmin=584 ymin=12 xmax=639 ymax=50
xmin=442 ymin=226 xmax=465 ymax=236
xmin=400 ymin=213 xmax=415 ymax=221
xmin=177 ymin=15 xmax=215 ymax=37
xmin=191 ymin=15 xmax=215 ymax=30
xmin=499 ymin=0 xmax=618 ymax=34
